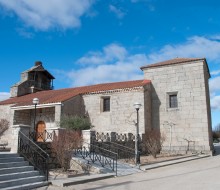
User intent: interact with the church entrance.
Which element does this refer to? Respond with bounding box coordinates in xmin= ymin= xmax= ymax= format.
xmin=36 ymin=121 xmax=46 ymax=142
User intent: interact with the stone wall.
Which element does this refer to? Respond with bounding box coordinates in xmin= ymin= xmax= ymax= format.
xmin=82 ymin=87 xmax=151 ymax=134
xmin=12 ymin=107 xmax=56 ymax=130
xmin=143 ymin=60 xmax=212 ymax=151
xmin=0 ymin=105 xmax=13 ymax=124
xmin=62 ymin=95 xmax=85 ymax=117
xmin=34 ymin=107 xmax=55 ymax=129
xmin=14 ymin=110 xmax=31 ymax=126
xmin=0 ymin=105 xmax=14 ymax=145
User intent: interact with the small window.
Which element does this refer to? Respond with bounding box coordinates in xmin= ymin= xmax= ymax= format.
xmin=169 ymin=94 xmax=178 ymax=108
xmin=103 ymin=97 xmax=110 ymax=112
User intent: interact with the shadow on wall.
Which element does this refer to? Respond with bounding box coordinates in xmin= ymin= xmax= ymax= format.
xmin=61 ymin=95 xmax=93 ymax=130
xmin=151 ymin=85 xmax=161 ymax=130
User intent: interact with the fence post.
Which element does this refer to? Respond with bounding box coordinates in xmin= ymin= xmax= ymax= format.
xmin=82 ymin=130 xmax=95 ymax=151
xmin=11 ymin=125 xmax=31 ymax=153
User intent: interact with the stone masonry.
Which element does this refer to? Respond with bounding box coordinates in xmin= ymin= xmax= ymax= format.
xmin=142 ymin=59 xmax=212 ymax=151
xmin=82 ymin=86 xmax=151 ymax=134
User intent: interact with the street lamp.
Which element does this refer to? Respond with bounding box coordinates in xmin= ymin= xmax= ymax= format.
xmin=33 ymin=98 xmax=39 ymax=131
xmin=133 ymin=102 xmax=142 ymax=165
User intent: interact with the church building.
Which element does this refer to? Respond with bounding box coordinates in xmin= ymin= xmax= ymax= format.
xmin=0 ymin=58 xmax=213 ymax=153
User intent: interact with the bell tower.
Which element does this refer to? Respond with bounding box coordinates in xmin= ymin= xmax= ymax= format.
xmin=10 ymin=61 xmax=55 ymax=97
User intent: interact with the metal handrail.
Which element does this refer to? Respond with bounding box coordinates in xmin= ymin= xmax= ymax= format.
xmin=18 ymin=131 xmax=49 ymax=180
xmin=74 ymin=143 xmax=118 ymax=176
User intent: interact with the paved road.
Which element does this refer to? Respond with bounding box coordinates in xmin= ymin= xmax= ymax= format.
xmin=72 ymin=145 xmax=220 ymax=190
xmin=37 ymin=144 xmax=220 ymax=190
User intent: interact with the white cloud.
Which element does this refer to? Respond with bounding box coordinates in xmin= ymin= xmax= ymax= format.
xmin=209 ymin=76 xmax=220 ymax=101
xmin=77 ymin=43 xmax=128 ymax=65
xmin=209 ymin=34 xmax=220 ymax=41
xmin=61 ymin=35 xmax=220 ymax=88
xmin=16 ymin=28 xmax=34 ymax=38
xmin=67 ymin=43 xmax=145 ymax=86
xmin=147 ymin=36 xmax=220 ymax=63
xmin=210 ymin=70 xmax=220 ymax=76
xmin=0 ymin=92 xmax=10 ymax=101
xmin=211 ymin=96 xmax=220 ymax=111
xmin=0 ymin=0 xmax=95 ymax=30
xmin=109 ymin=5 xmax=126 ymax=19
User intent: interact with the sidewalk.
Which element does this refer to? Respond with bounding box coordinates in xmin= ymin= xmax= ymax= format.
xmin=36 ymin=154 xmax=210 ymax=189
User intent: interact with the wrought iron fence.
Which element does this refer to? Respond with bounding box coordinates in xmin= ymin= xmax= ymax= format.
xmin=18 ymin=131 xmax=49 ymax=181
xmin=29 ymin=130 xmax=56 ymax=142
xmin=74 ymin=143 xmax=118 ymax=176
xmin=93 ymin=141 xmax=136 ymax=163
xmin=91 ymin=132 xmax=138 ymax=163
xmin=93 ymin=132 xmax=136 ymax=142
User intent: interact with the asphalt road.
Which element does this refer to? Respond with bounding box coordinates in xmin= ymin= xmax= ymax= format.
xmin=71 ymin=144 xmax=220 ymax=190
xmin=37 ymin=144 xmax=220 ymax=190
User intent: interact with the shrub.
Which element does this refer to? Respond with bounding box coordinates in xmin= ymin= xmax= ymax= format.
xmin=143 ymin=129 xmax=166 ymax=158
xmin=59 ymin=115 xmax=92 ymax=131
xmin=51 ymin=129 xmax=82 ymax=171
xmin=0 ymin=119 xmax=9 ymax=137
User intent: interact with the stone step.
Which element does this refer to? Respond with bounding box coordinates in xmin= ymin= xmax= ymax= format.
xmin=0 ymin=171 xmax=39 ymax=181
xmin=0 ymin=176 xmax=45 ymax=189
xmin=0 ymin=166 xmax=34 ymax=175
xmin=0 ymin=161 xmax=29 ymax=169
xmin=0 ymin=157 xmax=24 ymax=163
xmin=0 ymin=153 xmax=18 ymax=158
xmin=0 ymin=153 xmax=48 ymax=189
xmin=1 ymin=181 xmax=49 ymax=190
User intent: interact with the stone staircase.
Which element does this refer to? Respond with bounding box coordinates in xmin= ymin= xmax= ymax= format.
xmin=0 ymin=152 xmax=49 ymax=190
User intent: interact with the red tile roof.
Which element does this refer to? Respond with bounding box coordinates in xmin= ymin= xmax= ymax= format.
xmin=0 ymin=80 xmax=150 ymax=107
xmin=140 ymin=58 xmax=206 ymax=70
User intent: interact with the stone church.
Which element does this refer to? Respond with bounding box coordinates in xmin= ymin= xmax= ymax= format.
xmin=0 ymin=58 xmax=213 ymax=153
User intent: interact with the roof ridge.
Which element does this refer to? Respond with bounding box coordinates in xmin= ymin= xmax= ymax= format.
xmin=140 ymin=57 xmax=205 ymax=70
xmin=0 ymin=79 xmax=151 ymax=106
xmin=51 ymin=79 xmax=146 ymax=92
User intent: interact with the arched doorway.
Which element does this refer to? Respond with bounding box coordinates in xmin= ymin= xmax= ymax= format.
xmin=36 ymin=121 xmax=46 ymax=142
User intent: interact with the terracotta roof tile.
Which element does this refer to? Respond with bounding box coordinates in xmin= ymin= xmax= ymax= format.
xmin=140 ymin=58 xmax=206 ymax=70
xmin=0 ymin=80 xmax=150 ymax=107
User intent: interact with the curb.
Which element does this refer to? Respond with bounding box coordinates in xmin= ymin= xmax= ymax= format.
xmin=51 ymin=173 xmax=115 ymax=187
xmin=140 ymin=155 xmax=210 ymax=171
xmin=140 ymin=154 xmax=196 ymax=167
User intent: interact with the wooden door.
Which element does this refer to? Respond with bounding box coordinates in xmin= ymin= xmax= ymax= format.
xmin=36 ymin=121 xmax=46 ymax=142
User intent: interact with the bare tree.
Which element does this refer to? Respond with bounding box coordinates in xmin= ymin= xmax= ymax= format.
xmin=0 ymin=119 xmax=9 ymax=137
xmin=51 ymin=129 xmax=82 ymax=171
xmin=143 ymin=129 xmax=166 ymax=158
xmin=213 ymin=123 xmax=220 ymax=142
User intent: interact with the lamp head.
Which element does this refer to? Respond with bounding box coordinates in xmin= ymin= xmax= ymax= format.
xmin=33 ymin=98 xmax=39 ymax=105
xmin=133 ymin=102 xmax=142 ymax=110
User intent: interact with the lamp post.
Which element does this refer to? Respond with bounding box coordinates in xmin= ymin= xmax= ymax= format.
xmin=33 ymin=98 xmax=39 ymax=131
xmin=133 ymin=102 xmax=141 ymax=165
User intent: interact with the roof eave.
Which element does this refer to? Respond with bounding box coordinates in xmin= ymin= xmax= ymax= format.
xmin=11 ymin=102 xmax=62 ymax=110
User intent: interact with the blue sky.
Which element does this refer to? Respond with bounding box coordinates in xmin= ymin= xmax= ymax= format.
xmin=0 ymin=0 xmax=219 ymax=128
